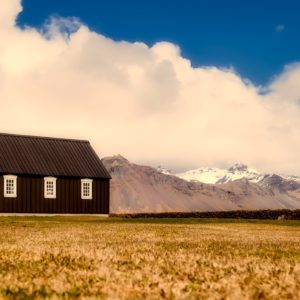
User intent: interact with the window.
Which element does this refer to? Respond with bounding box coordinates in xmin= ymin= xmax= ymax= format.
xmin=44 ymin=177 xmax=57 ymax=199
xmin=81 ymin=179 xmax=93 ymax=200
xmin=4 ymin=175 xmax=17 ymax=198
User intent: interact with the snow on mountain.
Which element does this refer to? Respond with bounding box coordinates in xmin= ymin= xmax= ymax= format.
xmin=156 ymin=166 xmax=173 ymax=175
xmin=175 ymin=167 xmax=228 ymax=184
xmin=173 ymin=163 xmax=300 ymax=189
xmin=281 ymin=175 xmax=300 ymax=183
xmin=176 ymin=163 xmax=264 ymax=184
xmin=217 ymin=163 xmax=264 ymax=184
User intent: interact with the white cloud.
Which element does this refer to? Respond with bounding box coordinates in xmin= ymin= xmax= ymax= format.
xmin=0 ymin=0 xmax=22 ymax=28
xmin=1 ymin=0 xmax=300 ymax=175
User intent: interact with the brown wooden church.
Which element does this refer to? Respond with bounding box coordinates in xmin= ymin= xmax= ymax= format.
xmin=0 ymin=133 xmax=111 ymax=214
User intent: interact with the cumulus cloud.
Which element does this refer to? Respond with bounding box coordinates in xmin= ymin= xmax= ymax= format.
xmin=1 ymin=0 xmax=300 ymax=175
xmin=0 ymin=0 xmax=22 ymax=28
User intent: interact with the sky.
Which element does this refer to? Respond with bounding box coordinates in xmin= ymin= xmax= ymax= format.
xmin=18 ymin=0 xmax=300 ymax=85
xmin=1 ymin=0 xmax=300 ymax=174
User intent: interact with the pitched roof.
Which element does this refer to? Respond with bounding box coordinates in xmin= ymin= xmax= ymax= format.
xmin=0 ymin=133 xmax=111 ymax=179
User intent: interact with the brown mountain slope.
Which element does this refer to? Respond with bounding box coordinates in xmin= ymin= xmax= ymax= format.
xmin=102 ymin=155 xmax=300 ymax=213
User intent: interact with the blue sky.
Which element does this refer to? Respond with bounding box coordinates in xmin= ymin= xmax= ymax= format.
xmin=18 ymin=0 xmax=300 ymax=85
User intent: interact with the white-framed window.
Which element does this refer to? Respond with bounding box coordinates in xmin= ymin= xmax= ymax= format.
xmin=4 ymin=175 xmax=17 ymax=198
xmin=44 ymin=177 xmax=57 ymax=199
xmin=81 ymin=179 xmax=93 ymax=200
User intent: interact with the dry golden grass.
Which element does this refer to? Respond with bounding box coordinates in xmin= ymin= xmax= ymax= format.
xmin=0 ymin=217 xmax=299 ymax=299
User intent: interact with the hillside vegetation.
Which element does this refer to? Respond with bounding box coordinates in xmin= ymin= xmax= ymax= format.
xmin=0 ymin=217 xmax=299 ymax=299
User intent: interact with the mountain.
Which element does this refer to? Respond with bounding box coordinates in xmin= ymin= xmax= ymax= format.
xmin=259 ymin=174 xmax=300 ymax=193
xmin=176 ymin=163 xmax=264 ymax=184
xmin=103 ymin=156 xmax=300 ymax=213
xmin=174 ymin=163 xmax=300 ymax=195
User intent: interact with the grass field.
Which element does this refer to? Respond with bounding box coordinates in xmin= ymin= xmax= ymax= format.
xmin=0 ymin=217 xmax=299 ymax=299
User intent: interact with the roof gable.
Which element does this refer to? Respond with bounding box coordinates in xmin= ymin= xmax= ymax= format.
xmin=0 ymin=133 xmax=111 ymax=179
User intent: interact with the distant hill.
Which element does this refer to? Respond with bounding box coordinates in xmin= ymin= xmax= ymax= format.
xmin=102 ymin=156 xmax=300 ymax=213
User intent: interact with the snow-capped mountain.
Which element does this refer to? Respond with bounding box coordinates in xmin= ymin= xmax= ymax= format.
xmin=176 ymin=163 xmax=264 ymax=184
xmin=103 ymin=156 xmax=300 ymax=213
xmin=157 ymin=162 xmax=300 ymax=194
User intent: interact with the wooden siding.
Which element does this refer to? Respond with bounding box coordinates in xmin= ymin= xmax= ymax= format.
xmin=0 ymin=175 xmax=109 ymax=214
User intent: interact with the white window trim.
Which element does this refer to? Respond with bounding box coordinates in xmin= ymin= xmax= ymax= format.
xmin=81 ymin=179 xmax=93 ymax=200
xmin=4 ymin=175 xmax=17 ymax=198
xmin=44 ymin=177 xmax=57 ymax=199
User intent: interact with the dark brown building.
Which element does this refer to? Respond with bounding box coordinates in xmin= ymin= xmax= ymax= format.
xmin=0 ymin=133 xmax=111 ymax=214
